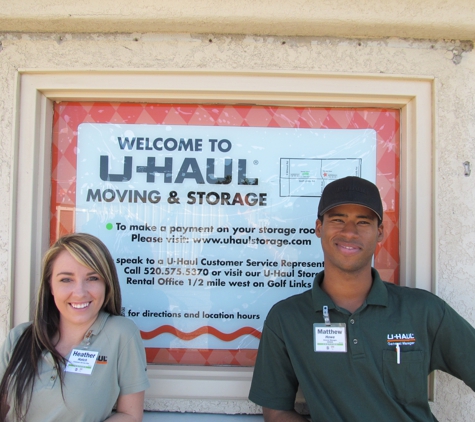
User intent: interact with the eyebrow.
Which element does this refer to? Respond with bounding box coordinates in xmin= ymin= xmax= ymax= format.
xmin=55 ymin=271 xmax=99 ymax=276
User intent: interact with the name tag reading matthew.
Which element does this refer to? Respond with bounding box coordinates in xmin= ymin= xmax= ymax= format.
xmin=313 ymin=323 xmax=347 ymax=353
xmin=65 ymin=349 xmax=99 ymax=375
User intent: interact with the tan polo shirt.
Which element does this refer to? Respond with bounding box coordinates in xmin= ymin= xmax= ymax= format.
xmin=0 ymin=311 xmax=150 ymax=422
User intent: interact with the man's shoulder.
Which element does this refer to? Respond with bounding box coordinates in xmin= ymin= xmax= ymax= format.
xmin=383 ymin=281 xmax=445 ymax=309
xmin=267 ymin=289 xmax=313 ymax=319
xmin=384 ymin=281 xmax=437 ymax=297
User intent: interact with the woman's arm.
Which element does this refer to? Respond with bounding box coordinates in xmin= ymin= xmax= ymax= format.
xmin=105 ymin=391 xmax=145 ymax=422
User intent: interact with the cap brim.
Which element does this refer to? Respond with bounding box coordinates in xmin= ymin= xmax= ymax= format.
xmin=319 ymin=202 xmax=382 ymax=221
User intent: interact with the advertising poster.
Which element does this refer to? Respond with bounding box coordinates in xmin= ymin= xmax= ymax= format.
xmin=51 ymin=103 xmax=400 ymax=365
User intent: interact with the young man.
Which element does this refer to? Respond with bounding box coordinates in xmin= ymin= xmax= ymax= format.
xmin=249 ymin=176 xmax=475 ymax=421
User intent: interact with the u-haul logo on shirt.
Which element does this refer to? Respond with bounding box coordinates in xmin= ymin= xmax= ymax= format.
xmin=96 ymin=355 xmax=108 ymax=365
xmin=387 ymin=333 xmax=415 ymax=346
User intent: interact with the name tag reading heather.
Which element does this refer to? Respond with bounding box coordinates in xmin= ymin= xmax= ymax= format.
xmin=65 ymin=349 xmax=99 ymax=375
xmin=313 ymin=323 xmax=347 ymax=353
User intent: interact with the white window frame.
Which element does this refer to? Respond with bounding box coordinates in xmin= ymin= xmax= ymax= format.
xmin=10 ymin=70 xmax=434 ymax=411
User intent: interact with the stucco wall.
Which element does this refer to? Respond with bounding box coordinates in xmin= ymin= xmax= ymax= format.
xmin=1 ymin=14 xmax=475 ymax=421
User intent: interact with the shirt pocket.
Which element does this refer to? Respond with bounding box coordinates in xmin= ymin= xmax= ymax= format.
xmin=383 ymin=349 xmax=425 ymax=404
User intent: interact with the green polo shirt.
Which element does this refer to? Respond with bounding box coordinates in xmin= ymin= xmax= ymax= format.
xmin=249 ymin=269 xmax=475 ymax=422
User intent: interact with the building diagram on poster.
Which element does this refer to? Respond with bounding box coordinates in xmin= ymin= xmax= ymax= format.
xmin=280 ymin=158 xmax=362 ymax=197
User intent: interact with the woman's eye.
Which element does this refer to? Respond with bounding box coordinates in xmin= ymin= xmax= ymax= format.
xmin=59 ymin=278 xmax=72 ymax=283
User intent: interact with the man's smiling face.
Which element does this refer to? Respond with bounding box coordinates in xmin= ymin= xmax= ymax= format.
xmin=315 ymin=203 xmax=384 ymax=275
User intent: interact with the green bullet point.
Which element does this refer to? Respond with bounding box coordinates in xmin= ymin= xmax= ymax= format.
xmin=106 ymin=223 xmax=113 ymax=230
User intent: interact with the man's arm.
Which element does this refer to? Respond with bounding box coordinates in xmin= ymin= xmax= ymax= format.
xmin=249 ymin=321 xmax=301 ymax=414
xmin=263 ymin=407 xmax=309 ymax=422
xmin=430 ymin=300 xmax=475 ymax=389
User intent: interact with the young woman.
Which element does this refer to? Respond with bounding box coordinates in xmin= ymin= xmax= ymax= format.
xmin=0 ymin=233 xmax=149 ymax=421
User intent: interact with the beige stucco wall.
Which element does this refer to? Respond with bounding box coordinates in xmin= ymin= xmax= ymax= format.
xmin=1 ymin=1 xmax=475 ymax=420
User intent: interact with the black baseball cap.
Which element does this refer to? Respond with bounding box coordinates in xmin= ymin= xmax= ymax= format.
xmin=318 ymin=176 xmax=383 ymax=222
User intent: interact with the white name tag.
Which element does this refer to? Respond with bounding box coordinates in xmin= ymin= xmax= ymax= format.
xmin=313 ymin=323 xmax=347 ymax=353
xmin=65 ymin=349 xmax=99 ymax=375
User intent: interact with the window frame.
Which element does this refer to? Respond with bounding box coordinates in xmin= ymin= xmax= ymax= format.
xmin=10 ymin=70 xmax=434 ymax=410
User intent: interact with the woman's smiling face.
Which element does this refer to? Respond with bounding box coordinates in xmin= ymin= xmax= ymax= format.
xmin=50 ymin=250 xmax=106 ymax=331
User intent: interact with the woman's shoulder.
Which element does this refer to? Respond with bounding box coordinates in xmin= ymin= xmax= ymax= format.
xmin=99 ymin=315 xmax=144 ymax=353
xmin=103 ymin=314 xmax=140 ymax=335
xmin=0 ymin=322 xmax=32 ymax=361
xmin=7 ymin=322 xmax=32 ymax=344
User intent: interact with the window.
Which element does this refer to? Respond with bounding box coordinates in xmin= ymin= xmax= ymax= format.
xmin=12 ymin=70 xmax=432 ymax=410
